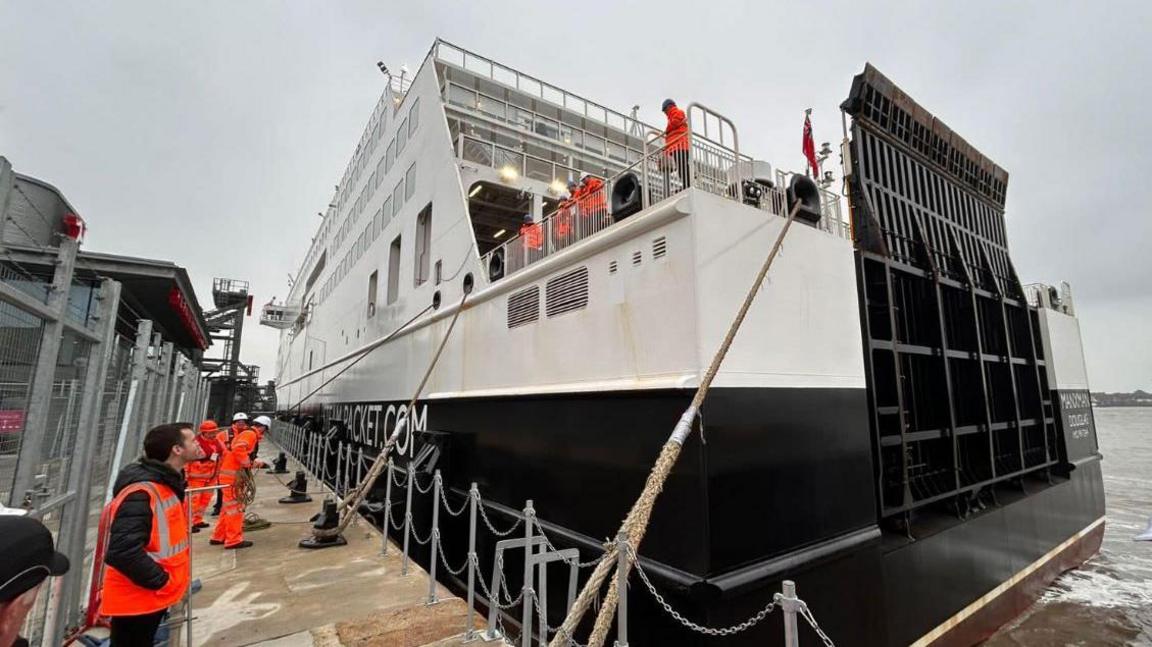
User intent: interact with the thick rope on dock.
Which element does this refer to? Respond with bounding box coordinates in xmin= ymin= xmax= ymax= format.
xmin=314 ymin=292 xmax=469 ymax=540
xmin=551 ymin=201 xmax=803 ymax=647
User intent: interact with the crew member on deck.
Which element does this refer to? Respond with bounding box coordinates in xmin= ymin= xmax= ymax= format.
xmin=520 ymin=213 xmax=542 ymax=256
xmin=554 ymin=181 xmax=580 ymax=246
xmin=662 ymin=98 xmax=691 ymax=189
xmin=578 ymin=174 xmax=607 ymax=225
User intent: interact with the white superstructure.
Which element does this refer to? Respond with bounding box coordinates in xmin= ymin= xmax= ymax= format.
xmin=268 ymin=40 xmax=859 ymax=417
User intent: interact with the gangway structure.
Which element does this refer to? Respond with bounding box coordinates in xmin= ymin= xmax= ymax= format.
xmin=201 ymin=277 xmax=260 ymax=420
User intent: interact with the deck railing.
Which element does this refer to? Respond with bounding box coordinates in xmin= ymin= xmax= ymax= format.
xmin=479 ymin=132 xmax=848 ymax=282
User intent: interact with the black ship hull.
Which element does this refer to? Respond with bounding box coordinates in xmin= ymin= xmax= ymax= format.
xmin=301 ymin=384 xmax=1104 ymax=646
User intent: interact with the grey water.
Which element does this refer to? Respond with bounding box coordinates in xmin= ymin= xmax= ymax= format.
xmin=987 ymin=407 xmax=1152 ymax=645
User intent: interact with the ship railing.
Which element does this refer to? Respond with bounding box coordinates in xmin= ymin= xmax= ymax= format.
xmin=434 ymin=39 xmax=657 ymax=138
xmin=269 ymin=419 xmax=838 ymax=646
xmin=479 ymin=133 xmax=800 ymax=281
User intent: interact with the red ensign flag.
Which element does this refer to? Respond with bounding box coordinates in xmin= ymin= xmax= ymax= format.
xmin=802 ymin=113 xmax=819 ymax=178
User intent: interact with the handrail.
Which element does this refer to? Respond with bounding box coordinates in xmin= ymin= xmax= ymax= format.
xmin=434 ymin=39 xmax=659 ymax=137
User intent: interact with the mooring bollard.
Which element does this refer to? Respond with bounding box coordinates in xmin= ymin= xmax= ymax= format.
xmin=402 ymin=463 xmax=414 ymax=575
xmin=782 ymin=580 xmax=799 ymax=647
xmin=520 ymin=499 xmax=536 ymax=647
xmin=427 ymin=470 xmax=442 ymax=605
xmin=464 ymin=482 xmax=479 ymax=642
xmin=382 ymin=458 xmax=394 ymax=556
xmin=614 ymin=531 xmax=630 ymax=647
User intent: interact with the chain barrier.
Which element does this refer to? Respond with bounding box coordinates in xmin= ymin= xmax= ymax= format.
xmin=625 ymin=542 xmax=778 ymax=637
xmin=412 ymin=471 xmax=434 ymax=495
xmin=433 ymin=530 xmax=470 ymax=576
xmin=437 ymin=480 xmax=469 ymax=517
xmin=800 ymin=602 xmax=837 ymax=647
xmin=475 ymin=494 xmax=525 ymax=537
xmin=407 ymin=513 xmax=433 ymax=546
xmin=538 ymin=527 xmax=612 ymax=569
xmin=390 ymin=466 xmax=408 ymax=488
xmin=278 ymin=430 xmax=834 ymax=647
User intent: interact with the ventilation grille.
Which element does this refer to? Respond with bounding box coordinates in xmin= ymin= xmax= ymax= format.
xmin=609 ymin=261 xmax=618 ymax=274
xmin=507 ymin=286 xmax=540 ymax=328
xmin=653 ymin=236 xmax=667 ymax=259
xmin=545 ymin=267 xmax=589 ymax=317
xmin=632 ymin=251 xmax=642 ymax=266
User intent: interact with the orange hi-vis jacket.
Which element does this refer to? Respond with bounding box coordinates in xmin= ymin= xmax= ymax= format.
xmin=579 ymin=177 xmax=606 ymax=215
xmin=664 ymin=105 xmax=689 ymax=154
xmin=186 ymin=433 xmax=223 ymax=483
xmin=218 ymin=428 xmax=258 ymax=485
xmin=520 ymin=222 xmax=542 ymax=250
xmin=99 ymin=481 xmax=190 ymax=616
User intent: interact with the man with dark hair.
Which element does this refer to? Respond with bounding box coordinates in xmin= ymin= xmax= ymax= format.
xmin=0 ymin=516 xmax=70 ymax=647
xmin=99 ymin=422 xmax=203 ymax=646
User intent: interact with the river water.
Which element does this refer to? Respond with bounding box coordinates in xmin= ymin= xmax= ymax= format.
xmin=987 ymin=407 xmax=1152 ymax=646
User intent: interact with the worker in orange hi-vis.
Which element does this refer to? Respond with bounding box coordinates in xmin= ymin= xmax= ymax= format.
xmin=211 ymin=412 xmax=248 ymax=517
xmin=209 ymin=417 xmax=267 ymax=550
xmin=185 ymin=421 xmax=225 ymax=532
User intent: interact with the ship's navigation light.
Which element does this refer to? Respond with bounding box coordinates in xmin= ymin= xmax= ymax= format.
xmin=469 ymin=184 xmax=483 ymax=198
xmin=494 ymin=229 xmax=507 ymax=239
xmin=548 ymin=179 xmax=566 ymax=195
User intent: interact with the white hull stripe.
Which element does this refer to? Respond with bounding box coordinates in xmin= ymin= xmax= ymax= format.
xmin=910 ymin=515 xmax=1105 ymax=646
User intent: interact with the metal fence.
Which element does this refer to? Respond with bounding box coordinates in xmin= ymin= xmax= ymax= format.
xmin=1 ymin=239 xmax=209 ymax=645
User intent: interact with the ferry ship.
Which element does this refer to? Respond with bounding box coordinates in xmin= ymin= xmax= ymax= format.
xmin=264 ymin=41 xmax=1105 ymax=645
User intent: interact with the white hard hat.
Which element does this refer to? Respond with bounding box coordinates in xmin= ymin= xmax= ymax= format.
xmin=232 ymin=412 xmax=249 ymax=421
xmin=253 ymin=415 xmax=272 ymax=428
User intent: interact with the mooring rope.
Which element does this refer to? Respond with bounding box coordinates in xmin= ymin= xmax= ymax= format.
xmin=550 ymin=200 xmax=804 ymax=647
xmin=313 ymin=291 xmax=469 ymax=539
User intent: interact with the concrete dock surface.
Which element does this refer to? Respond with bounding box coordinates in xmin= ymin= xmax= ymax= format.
xmin=186 ymin=442 xmax=482 ymax=647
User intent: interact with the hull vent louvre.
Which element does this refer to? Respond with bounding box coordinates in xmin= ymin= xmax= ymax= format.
xmin=507 ymin=286 xmax=540 ymax=328
xmin=653 ymin=236 xmax=667 ymax=259
xmin=632 ymin=250 xmax=642 ymax=266
xmin=545 ymin=266 xmax=589 ymax=317
xmin=609 ymin=260 xmax=618 ymax=274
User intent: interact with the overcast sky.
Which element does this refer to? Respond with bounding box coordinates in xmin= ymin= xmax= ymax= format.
xmin=1 ymin=1 xmax=1148 ymax=392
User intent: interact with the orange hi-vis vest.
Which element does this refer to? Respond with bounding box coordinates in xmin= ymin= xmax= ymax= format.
xmin=218 ymin=428 xmax=257 ymax=485
xmin=99 ymin=481 xmax=190 ymax=616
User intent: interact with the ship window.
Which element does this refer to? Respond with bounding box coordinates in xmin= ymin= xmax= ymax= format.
xmin=534 ymin=115 xmax=559 ymax=140
xmin=545 ymin=267 xmax=589 ymax=317
xmin=507 ymin=286 xmax=540 ymax=329
xmin=394 ymin=180 xmax=405 ymax=212
xmin=408 ymin=98 xmax=420 ymax=134
xmin=511 ymin=107 xmax=534 ymax=131
xmin=405 ymin=163 xmax=417 ymax=201
xmin=387 ymin=235 xmax=402 ymax=305
xmin=386 ymin=140 xmax=395 ymax=173
xmin=397 ymin=119 xmax=409 ymax=154
xmin=414 ymin=204 xmax=431 ymax=287
xmin=479 ymin=96 xmax=507 ymax=122
xmin=376 ymin=157 xmax=386 ymax=188
xmin=449 ymin=85 xmax=477 ymax=109
xmin=382 ymin=197 xmax=393 ymax=228
xmin=367 ymin=270 xmax=378 ymax=318
xmin=309 ymin=351 xmax=313 ymax=371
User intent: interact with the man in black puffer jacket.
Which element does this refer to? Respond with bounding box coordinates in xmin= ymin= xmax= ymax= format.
xmin=102 ymin=423 xmax=202 ymax=646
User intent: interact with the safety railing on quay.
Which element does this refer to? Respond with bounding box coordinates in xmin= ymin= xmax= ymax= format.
xmin=269 ymin=419 xmax=837 ymax=647
xmin=2 ymin=242 xmax=213 ymax=646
